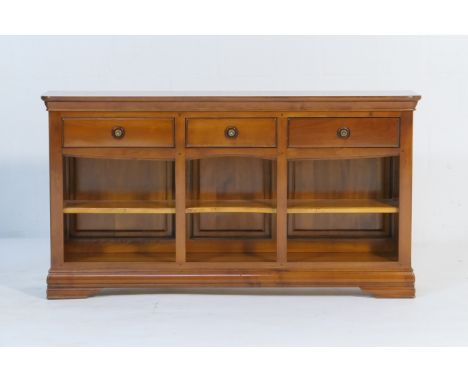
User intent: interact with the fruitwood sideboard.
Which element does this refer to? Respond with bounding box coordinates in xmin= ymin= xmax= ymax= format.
xmin=42 ymin=92 xmax=420 ymax=299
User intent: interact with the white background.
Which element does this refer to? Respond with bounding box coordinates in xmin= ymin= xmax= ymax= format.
xmin=0 ymin=36 xmax=467 ymax=346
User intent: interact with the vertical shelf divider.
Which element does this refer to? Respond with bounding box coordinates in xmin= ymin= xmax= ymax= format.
xmin=51 ymin=112 xmax=65 ymax=267
xmin=175 ymin=115 xmax=186 ymax=264
xmin=276 ymin=116 xmax=288 ymax=264
xmin=398 ymin=111 xmax=413 ymax=267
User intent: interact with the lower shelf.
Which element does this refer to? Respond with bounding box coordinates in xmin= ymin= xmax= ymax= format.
xmin=64 ymin=239 xmax=175 ymax=262
xmin=287 ymin=252 xmax=397 ymax=262
xmin=64 ymin=251 xmax=397 ymax=264
xmin=65 ymin=252 xmax=175 ymax=262
xmin=186 ymin=252 xmax=277 ymax=263
xmin=64 ymin=240 xmax=397 ymax=263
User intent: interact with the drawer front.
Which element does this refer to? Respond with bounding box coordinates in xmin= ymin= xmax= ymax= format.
xmin=186 ymin=118 xmax=277 ymax=147
xmin=63 ymin=118 xmax=175 ymax=148
xmin=288 ymin=117 xmax=400 ymax=148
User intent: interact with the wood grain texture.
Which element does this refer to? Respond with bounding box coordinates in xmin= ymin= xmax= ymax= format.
xmin=187 ymin=252 xmax=277 ymax=263
xmin=287 ymin=157 xmax=396 ymax=238
xmin=63 ymin=147 xmax=176 ymax=160
xmin=286 ymin=147 xmax=399 ymax=159
xmin=287 ymin=199 xmax=398 ymax=214
xmin=186 ymin=118 xmax=277 ymax=147
xmin=63 ymin=200 xmax=176 ymax=214
xmin=360 ymin=285 xmax=415 ymax=298
xmin=398 ymin=111 xmax=413 ymax=266
xmin=42 ymin=92 xmax=421 ymax=112
xmin=49 ymin=112 xmax=65 ymax=268
xmin=43 ymin=93 xmax=420 ymax=299
xmin=187 ymin=156 xmax=274 ymax=239
xmin=65 ymin=251 xmax=174 ymax=263
xmin=276 ymin=117 xmax=288 ymax=264
xmin=186 ymin=199 xmax=276 ymax=213
xmin=64 ymin=157 xmax=174 ymax=238
xmin=47 ymin=287 xmax=101 ymax=299
xmin=288 ymin=117 xmax=400 ymax=148
xmin=63 ymin=118 xmax=175 ymax=147
xmin=47 ymin=268 xmax=415 ymax=299
xmin=186 ymin=147 xmax=277 ymax=159
xmin=287 ymin=252 xmax=397 ymax=263
xmin=175 ymin=115 xmax=186 ymax=264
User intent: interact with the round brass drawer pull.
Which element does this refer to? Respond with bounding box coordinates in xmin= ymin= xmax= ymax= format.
xmin=337 ymin=127 xmax=351 ymax=139
xmin=112 ymin=126 xmax=125 ymax=139
xmin=225 ymin=126 xmax=239 ymax=139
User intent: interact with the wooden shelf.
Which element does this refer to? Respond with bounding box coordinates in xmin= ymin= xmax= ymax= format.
xmin=287 ymin=199 xmax=398 ymax=214
xmin=187 ymin=252 xmax=277 ymax=263
xmin=63 ymin=200 xmax=176 ymax=214
xmin=64 ymin=239 xmax=175 ymax=263
xmin=63 ymin=199 xmax=397 ymax=215
xmin=186 ymin=200 xmax=276 ymax=214
xmin=287 ymin=252 xmax=397 ymax=263
xmin=65 ymin=251 xmax=175 ymax=263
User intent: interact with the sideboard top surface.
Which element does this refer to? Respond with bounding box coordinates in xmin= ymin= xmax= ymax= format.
xmin=42 ymin=91 xmax=421 ymax=111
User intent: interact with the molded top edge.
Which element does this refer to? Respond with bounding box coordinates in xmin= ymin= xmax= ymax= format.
xmin=41 ymin=90 xmax=421 ymax=101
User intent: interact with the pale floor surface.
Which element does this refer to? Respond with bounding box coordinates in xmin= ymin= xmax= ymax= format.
xmin=0 ymin=238 xmax=467 ymax=346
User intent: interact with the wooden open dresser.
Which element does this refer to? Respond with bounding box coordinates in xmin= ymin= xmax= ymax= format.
xmin=42 ymin=92 xmax=420 ymax=299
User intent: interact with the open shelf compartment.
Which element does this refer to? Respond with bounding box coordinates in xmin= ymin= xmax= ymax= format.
xmin=60 ymin=153 xmax=402 ymax=265
xmin=185 ymin=156 xmax=277 ymax=262
xmin=286 ymin=156 xmax=400 ymax=263
xmin=63 ymin=156 xmax=176 ymax=263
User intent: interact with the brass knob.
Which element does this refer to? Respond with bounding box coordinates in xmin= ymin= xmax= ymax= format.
xmin=112 ymin=126 xmax=125 ymax=139
xmin=337 ymin=127 xmax=350 ymax=139
xmin=225 ymin=126 xmax=239 ymax=139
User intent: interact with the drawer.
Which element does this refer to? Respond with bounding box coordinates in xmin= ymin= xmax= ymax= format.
xmin=186 ymin=118 xmax=277 ymax=147
xmin=63 ymin=118 xmax=175 ymax=148
xmin=288 ymin=117 xmax=400 ymax=148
